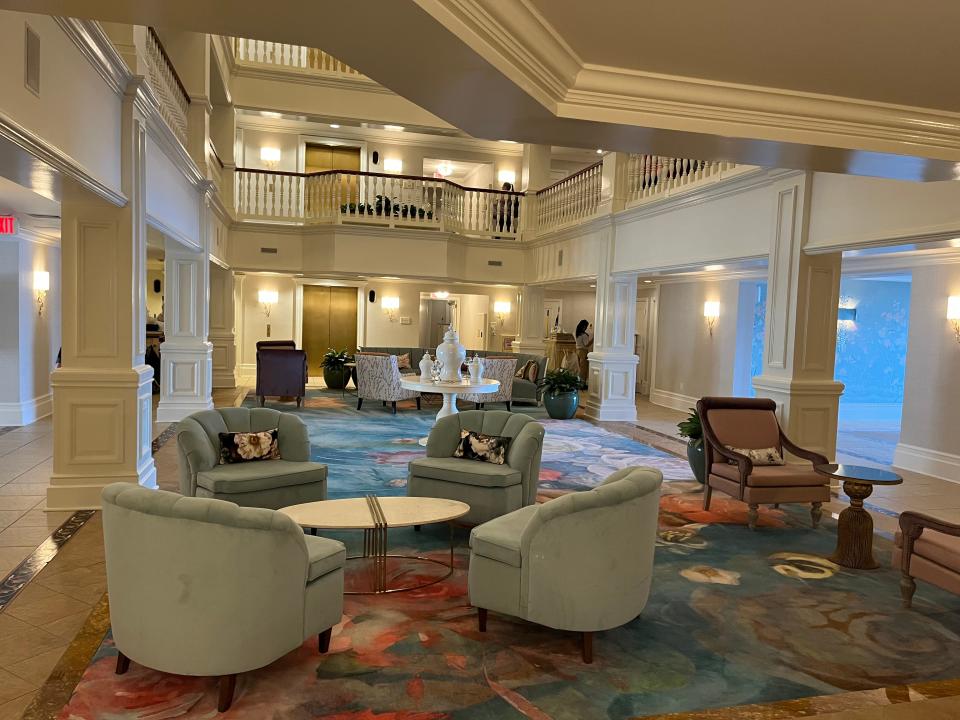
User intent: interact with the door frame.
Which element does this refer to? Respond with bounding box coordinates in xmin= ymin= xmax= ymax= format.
xmin=297 ymin=135 xmax=368 ymax=174
xmin=294 ymin=279 xmax=366 ymax=368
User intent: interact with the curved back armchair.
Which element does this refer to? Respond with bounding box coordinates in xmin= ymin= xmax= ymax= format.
xmin=102 ymin=484 xmax=344 ymax=711
xmin=355 ymin=352 xmax=420 ymax=413
xmin=697 ymin=396 xmax=830 ymax=530
xmin=461 ymin=357 xmax=517 ymax=410
xmin=256 ymin=343 xmax=307 ymax=407
xmin=468 ymin=466 xmax=663 ymax=662
xmin=408 ymin=410 xmax=545 ymax=524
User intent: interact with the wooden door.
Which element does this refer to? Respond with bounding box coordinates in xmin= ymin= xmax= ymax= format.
xmin=328 ymin=286 xmax=358 ymax=354
xmin=302 ymin=286 xmax=358 ymax=376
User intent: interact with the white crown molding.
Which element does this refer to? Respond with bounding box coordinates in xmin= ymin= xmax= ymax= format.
xmin=147 ymin=212 xmax=201 ymax=252
xmin=0 ymin=109 xmax=127 ymax=208
xmin=841 ymin=246 xmax=960 ymax=274
xmin=12 ymin=221 xmax=60 ymax=247
xmin=418 ymin=1 xmax=960 ymax=161
xmin=806 ymin=224 xmax=960 ymax=256
xmin=234 ymin=62 xmax=392 ymax=96
xmin=52 ymin=17 xmax=130 ymax=96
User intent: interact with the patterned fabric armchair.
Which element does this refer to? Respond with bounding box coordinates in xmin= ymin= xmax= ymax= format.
xmin=468 ymin=467 xmax=663 ymax=663
xmin=355 ymin=352 xmax=420 ymax=414
xmin=461 ymin=356 xmax=518 ymax=411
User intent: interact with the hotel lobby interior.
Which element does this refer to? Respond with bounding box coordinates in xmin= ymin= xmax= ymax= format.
xmin=2 ymin=2 xmax=960 ymax=718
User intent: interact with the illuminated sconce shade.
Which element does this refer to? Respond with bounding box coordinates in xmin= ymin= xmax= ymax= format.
xmin=703 ymin=301 xmax=720 ymax=336
xmin=34 ymin=271 xmax=49 ymax=317
xmin=259 ymin=147 xmax=281 ymax=167
xmin=436 ymin=162 xmax=453 ymax=177
xmin=948 ymin=296 xmax=960 ymax=343
xmin=837 ymin=307 xmax=857 ymax=323
xmin=431 ymin=291 xmax=449 ymax=300
xmin=258 ymin=289 xmax=278 ymax=318
xmin=493 ymin=300 xmax=511 ymax=326
xmin=497 ymin=169 xmax=516 ymax=186
xmin=382 ymin=295 xmax=400 ymax=321
xmin=383 ymin=157 xmax=403 ymax=173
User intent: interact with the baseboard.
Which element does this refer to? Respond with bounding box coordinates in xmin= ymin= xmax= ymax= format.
xmin=0 ymin=393 xmax=52 ymax=426
xmin=649 ymin=388 xmax=698 ymax=412
xmin=893 ymin=442 xmax=960 ymax=484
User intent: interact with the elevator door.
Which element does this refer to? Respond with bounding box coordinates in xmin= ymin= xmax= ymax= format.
xmin=302 ymin=286 xmax=358 ymax=376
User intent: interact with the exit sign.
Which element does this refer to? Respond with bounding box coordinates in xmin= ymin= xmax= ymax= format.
xmin=0 ymin=216 xmax=15 ymax=235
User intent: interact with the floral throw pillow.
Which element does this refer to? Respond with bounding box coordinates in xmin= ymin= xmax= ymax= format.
xmin=396 ymin=353 xmax=412 ymax=370
xmin=523 ymin=360 xmax=539 ymax=383
xmin=219 ymin=429 xmax=280 ymax=464
xmin=725 ymin=445 xmax=785 ymax=466
xmin=453 ymin=430 xmax=511 ymax=465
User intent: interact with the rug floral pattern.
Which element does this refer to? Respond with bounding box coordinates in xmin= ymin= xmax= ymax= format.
xmin=57 ymin=393 xmax=960 ymax=718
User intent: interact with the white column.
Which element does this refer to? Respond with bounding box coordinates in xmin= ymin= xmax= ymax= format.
xmin=513 ymin=285 xmax=546 ymax=355
xmin=752 ymin=173 xmax=844 ymax=459
xmin=598 ymin=151 xmax=629 ymax=215
xmin=209 ymin=262 xmax=237 ymax=389
xmin=584 ymin=232 xmax=639 ymax=422
xmin=521 ymin=144 xmax=552 ymax=192
xmin=156 ymin=199 xmax=214 ymax=421
xmin=49 ymin=81 xmax=156 ymax=509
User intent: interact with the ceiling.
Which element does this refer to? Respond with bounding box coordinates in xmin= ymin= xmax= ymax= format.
xmin=3 ymin=0 xmax=959 ymax=180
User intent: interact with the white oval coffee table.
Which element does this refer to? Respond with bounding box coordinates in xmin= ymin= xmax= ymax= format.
xmin=280 ymin=496 xmax=470 ymax=594
xmin=399 ymin=376 xmax=500 ymax=420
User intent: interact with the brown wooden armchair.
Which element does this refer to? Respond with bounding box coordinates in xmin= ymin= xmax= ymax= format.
xmin=895 ymin=512 xmax=960 ymax=608
xmin=256 ymin=342 xmax=308 ymax=407
xmin=697 ymin=397 xmax=830 ymax=530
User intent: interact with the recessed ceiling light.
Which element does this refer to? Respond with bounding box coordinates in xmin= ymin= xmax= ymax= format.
xmin=384 ymin=124 xmax=404 ymax=132
xmin=704 ymin=264 xmax=725 ymax=272
xmin=260 ymin=111 xmax=282 ymax=119
xmin=596 ymin=148 xmax=603 ymax=154
xmin=589 ymin=284 xmax=596 ymax=288
xmin=643 ymin=279 xmax=653 ymax=284
xmin=499 ymin=140 xmax=518 ymax=144
xmin=329 ymin=123 xmax=340 ymax=129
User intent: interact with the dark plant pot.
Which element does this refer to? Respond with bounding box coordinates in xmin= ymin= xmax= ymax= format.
xmin=686 ymin=441 xmax=706 ymax=484
xmin=323 ymin=365 xmax=349 ymax=390
xmin=543 ymin=389 xmax=579 ymax=419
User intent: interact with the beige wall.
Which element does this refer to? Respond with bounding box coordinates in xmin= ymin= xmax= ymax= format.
xmin=147 ymin=267 xmax=164 ymax=319
xmin=544 ymin=290 xmax=596 ymax=334
xmin=652 ymin=279 xmax=742 ymax=403
xmin=896 ymin=264 xmax=960 ymax=478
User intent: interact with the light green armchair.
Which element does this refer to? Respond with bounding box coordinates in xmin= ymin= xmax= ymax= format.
xmin=468 ymin=466 xmax=663 ymax=663
xmin=407 ymin=410 xmax=545 ymax=525
xmin=177 ymin=407 xmax=327 ymax=510
xmin=101 ymin=484 xmax=344 ymax=712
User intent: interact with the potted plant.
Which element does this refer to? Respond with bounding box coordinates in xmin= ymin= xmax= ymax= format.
xmin=321 ymin=348 xmax=351 ymax=390
xmin=537 ymin=368 xmax=587 ymax=420
xmin=677 ymin=408 xmax=706 ymax=484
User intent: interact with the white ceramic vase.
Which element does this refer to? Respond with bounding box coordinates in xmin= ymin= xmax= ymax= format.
xmin=436 ymin=329 xmax=466 ymax=382
xmin=467 ymin=356 xmax=484 ymax=382
xmin=418 ymin=353 xmax=434 ymax=381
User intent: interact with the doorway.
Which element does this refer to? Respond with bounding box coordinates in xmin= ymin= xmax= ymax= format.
xmin=419 ymin=297 xmax=459 ymax=348
xmin=302 ymin=285 xmax=358 ymax=376
xmin=304 ymin=143 xmax=361 ymax=174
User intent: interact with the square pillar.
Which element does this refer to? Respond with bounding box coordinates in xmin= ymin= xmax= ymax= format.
xmin=513 ymin=285 xmax=546 ymax=355
xmin=156 ymin=200 xmax=214 ymax=421
xmin=752 ymin=174 xmax=844 ymax=459
xmin=50 ymin=86 xmax=156 ymax=510
xmin=584 ymin=233 xmax=638 ymax=421
xmin=210 ymin=262 xmax=237 ymax=389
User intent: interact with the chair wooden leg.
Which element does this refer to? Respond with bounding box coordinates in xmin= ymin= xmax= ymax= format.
xmin=416 ymin=397 xmax=421 ymax=410
xmin=258 ymin=396 xmax=265 ymax=407
xmin=747 ymin=504 xmax=759 ymax=530
xmin=581 ymin=632 xmax=593 ymax=664
xmin=478 ymin=607 xmax=487 ymax=632
xmin=218 ymin=674 xmax=237 ymax=712
xmin=357 ymin=398 xmax=363 ymax=410
xmin=382 ymin=401 xmax=386 ymax=407
xmin=318 ymin=627 xmax=332 ymax=653
xmin=901 ymin=574 xmax=917 ymax=609
xmin=413 ymin=524 xmax=421 ymax=531
xmin=391 ymin=401 xmax=397 ymax=414
xmin=475 ymin=402 xmax=481 ymax=410
xmin=811 ymin=501 xmax=823 ymax=528
xmin=115 ymin=652 xmax=130 ymax=675
xmin=506 ymin=401 xmax=512 ymax=412
xmin=702 ymin=483 xmax=713 ymax=510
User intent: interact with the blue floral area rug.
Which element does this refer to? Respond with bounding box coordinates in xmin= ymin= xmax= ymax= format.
xmin=245 ymin=390 xmax=694 ymax=499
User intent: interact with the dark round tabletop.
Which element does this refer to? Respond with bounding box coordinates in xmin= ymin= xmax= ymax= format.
xmin=814 ymin=463 xmax=903 ymax=485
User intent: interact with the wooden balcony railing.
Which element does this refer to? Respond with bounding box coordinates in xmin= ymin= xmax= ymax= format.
xmin=235 ymin=168 xmax=523 ymax=239
xmin=233 ymin=38 xmax=362 ymax=77
xmin=145 ymin=27 xmax=190 ymax=146
xmin=532 ymin=160 xmax=603 ymax=233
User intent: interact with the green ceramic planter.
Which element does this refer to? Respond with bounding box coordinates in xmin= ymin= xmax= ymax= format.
xmin=686 ymin=441 xmax=706 ymax=484
xmin=323 ymin=365 xmax=349 ymax=390
xmin=543 ymin=389 xmax=579 ymax=419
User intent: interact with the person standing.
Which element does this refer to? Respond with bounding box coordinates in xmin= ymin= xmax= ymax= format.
xmin=575 ymin=319 xmax=593 ymax=380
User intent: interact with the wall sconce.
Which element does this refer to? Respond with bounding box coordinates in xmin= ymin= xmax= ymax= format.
xmin=948 ymin=296 xmax=960 ymax=343
xmin=703 ymin=301 xmax=720 ymax=336
xmin=259 ymin=146 xmax=281 ymax=170
xmin=494 ymin=300 xmax=511 ymax=325
xmin=382 ymin=295 xmax=400 ymax=321
xmin=497 ymin=169 xmax=516 ymax=186
xmin=34 ymin=270 xmax=49 ymax=317
xmin=258 ymin=289 xmax=278 ymax=317
xmin=383 ymin=157 xmax=403 ymax=173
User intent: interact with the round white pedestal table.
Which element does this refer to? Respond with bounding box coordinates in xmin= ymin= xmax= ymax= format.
xmin=399 ymin=376 xmax=500 ymax=445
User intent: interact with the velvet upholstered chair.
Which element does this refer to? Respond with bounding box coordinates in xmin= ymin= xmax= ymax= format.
xmin=407 ymin=410 xmax=544 ymax=525
xmin=101 ymin=484 xmax=345 ymax=712
xmin=468 ymin=466 xmax=663 ymax=663
xmin=697 ymin=397 xmax=830 ymax=530
xmin=895 ymin=512 xmax=960 ymax=608
xmin=177 ymin=408 xmax=327 ymax=510
xmin=355 ymin=352 xmax=420 ymax=413
xmin=255 ymin=340 xmax=308 ymax=407
xmin=461 ymin=356 xmax=517 ymax=411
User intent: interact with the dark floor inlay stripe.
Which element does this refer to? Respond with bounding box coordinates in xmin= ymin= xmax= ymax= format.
xmin=0 ymin=422 xmax=179 ymax=612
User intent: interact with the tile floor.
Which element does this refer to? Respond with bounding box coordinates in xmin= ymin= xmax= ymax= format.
xmin=0 ymin=390 xmax=958 ymax=719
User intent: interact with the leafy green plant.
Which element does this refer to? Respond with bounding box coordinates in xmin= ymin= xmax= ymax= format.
xmin=677 ymin=408 xmax=703 ymax=447
xmin=321 ymin=348 xmax=351 ymax=369
xmin=537 ymin=368 xmax=586 ymax=395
